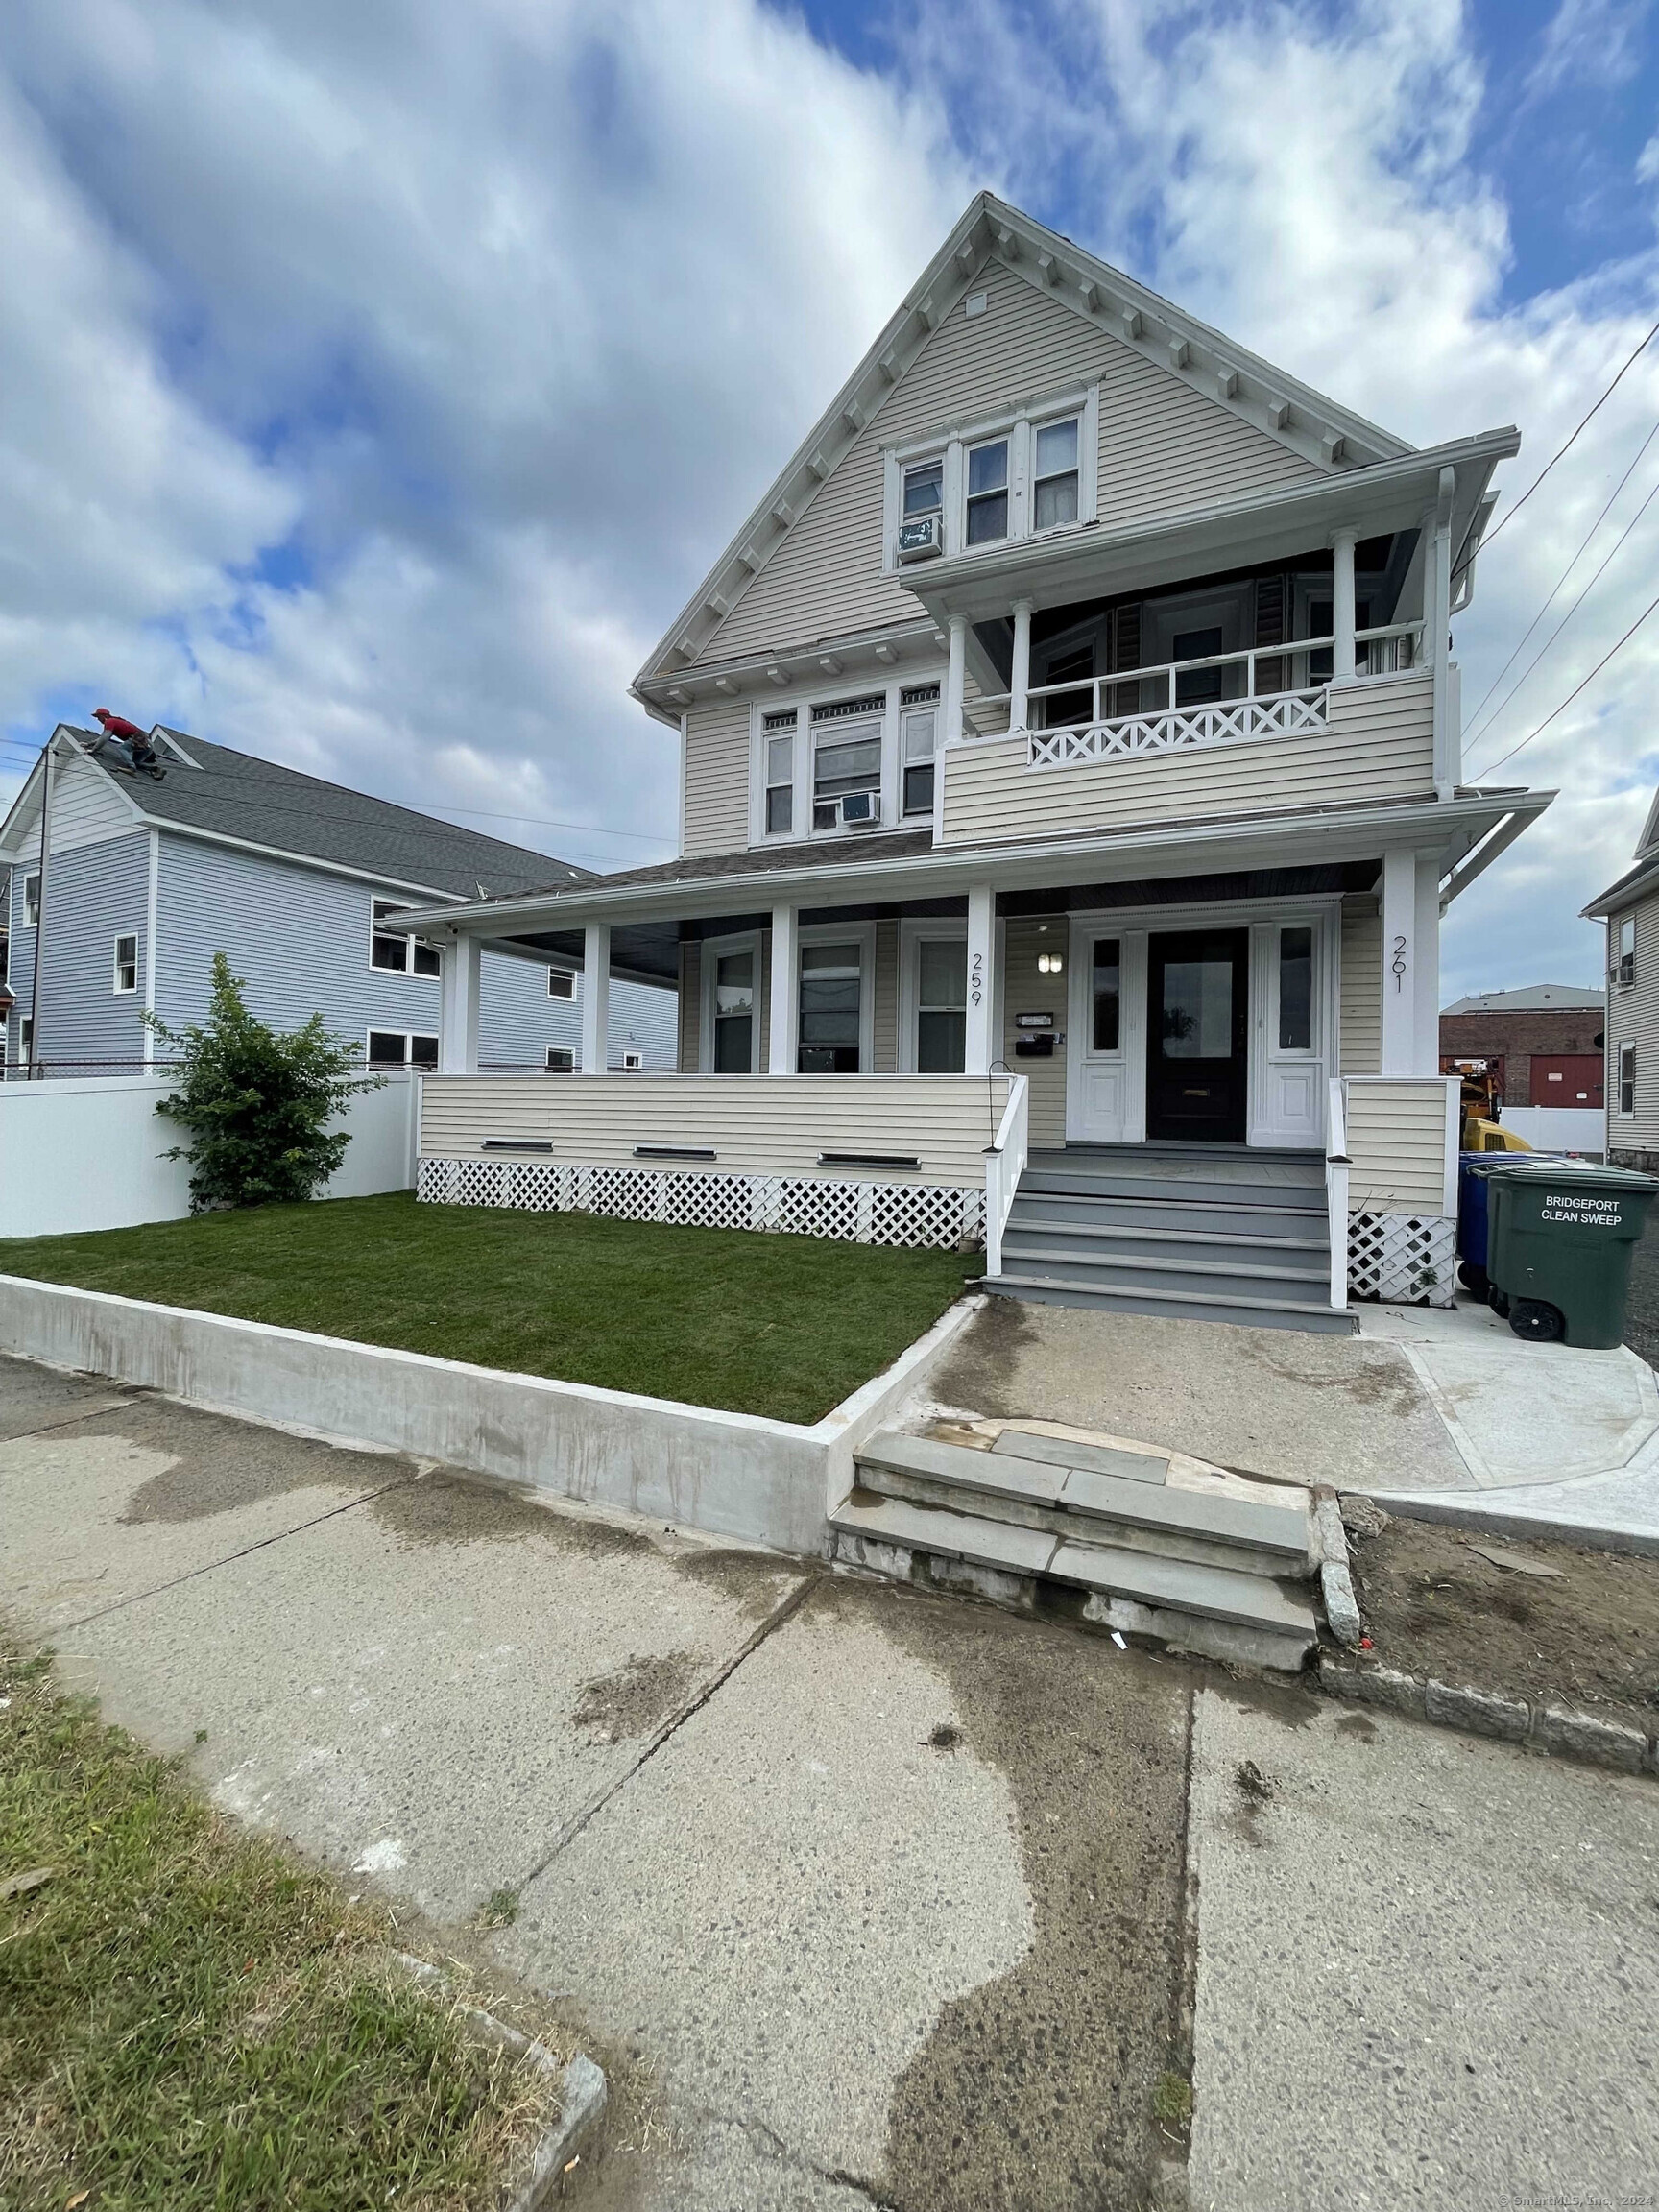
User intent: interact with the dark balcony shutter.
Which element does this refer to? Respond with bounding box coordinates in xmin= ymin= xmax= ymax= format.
xmin=1109 ymin=602 xmax=1142 ymax=714
xmin=1254 ymin=575 xmax=1288 ymax=694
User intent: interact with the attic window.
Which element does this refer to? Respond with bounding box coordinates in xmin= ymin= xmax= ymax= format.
xmin=371 ymin=898 xmax=441 ymax=976
xmin=964 ymin=290 xmax=988 ymax=319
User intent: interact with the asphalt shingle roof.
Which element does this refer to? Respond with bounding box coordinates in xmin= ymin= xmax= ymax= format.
xmin=75 ymin=727 xmax=595 ymax=901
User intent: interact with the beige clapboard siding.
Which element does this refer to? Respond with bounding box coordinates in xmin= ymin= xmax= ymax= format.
xmin=1604 ymin=901 xmax=1659 ymax=1146
xmin=1000 ymin=917 xmax=1069 ymax=1145
xmin=1345 ymin=1079 xmax=1453 ymax=1214
xmin=704 ymin=256 xmax=1319 ymax=665
xmin=874 ymin=919 xmax=899 ymax=1072
xmin=683 ymin=695 xmax=752 ymax=856
xmin=419 ymin=1073 xmax=1010 ymax=1188
xmin=1339 ymin=900 xmax=1382 ymax=1075
xmin=939 ymin=674 xmax=1435 ymax=846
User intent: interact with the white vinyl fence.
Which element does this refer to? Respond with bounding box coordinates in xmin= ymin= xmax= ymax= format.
xmin=0 ymin=1072 xmax=419 ymax=1240
xmin=1495 ymin=1106 xmax=1604 ymax=1155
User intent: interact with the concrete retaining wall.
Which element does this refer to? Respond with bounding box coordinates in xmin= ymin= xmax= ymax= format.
xmin=0 ymin=1276 xmax=978 ymax=1556
xmin=0 ymin=1074 xmax=419 ymax=1240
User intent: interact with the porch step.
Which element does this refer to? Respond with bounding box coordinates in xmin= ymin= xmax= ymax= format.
xmin=829 ymin=1492 xmax=1318 ymax=1646
xmin=1018 ymin=1167 xmax=1326 ymax=1210
xmin=854 ymin=1430 xmax=1310 ymax=1569
xmin=1000 ymin=1228 xmax=1330 ymax=1284
xmin=1008 ymin=1191 xmax=1330 ymax=1239
xmin=982 ymin=1274 xmax=1358 ymax=1334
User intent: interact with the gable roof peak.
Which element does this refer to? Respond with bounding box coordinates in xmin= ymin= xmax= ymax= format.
xmin=635 ymin=191 xmax=1417 ymax=698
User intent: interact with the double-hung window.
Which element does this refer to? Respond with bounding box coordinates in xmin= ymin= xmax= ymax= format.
xmin=798 ymin=941 xmax=863 ymax=1072
xmin=23 ymin=873 xmax=39 ymax=927
xmin=1618 ymin=915 xmax=1636 ymax=987
xmin=915 ymin=938 xmax=967 ymax=1072
xmin=372 ymin=898 xmax=441 ymax=975
xmin=901 ymin=685 xmax=940 ymax=817
xmin=1033 ymin=417 xmax=1080 ymax=529
xmin=763 ymin=709 xmax=797 ymax=835
xmin=1620 ymin=1041 xmax=1636 ymax=1117
xmin=965 ymin=437 xmax=1009 ymax=544
xmin=811 ymin=696 xmax=884 ymax=830
xmin=547 ymin=967 xmax=576 ymax=1000
xmin=903 ymin=456 xmax=943 ymax=523
xmin=112 ymin=934 xmax=138 ymax=995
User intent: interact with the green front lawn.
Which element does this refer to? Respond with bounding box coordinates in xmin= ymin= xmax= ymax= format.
xmin=0 ymin=1192 xmax=972 ymax=1424
xmin=0 ymin=1634 xmax=554 ymax=2211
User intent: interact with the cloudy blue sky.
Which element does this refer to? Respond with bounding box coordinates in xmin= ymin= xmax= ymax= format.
xmin=2 ymin=0 xmax=1657 ymax=996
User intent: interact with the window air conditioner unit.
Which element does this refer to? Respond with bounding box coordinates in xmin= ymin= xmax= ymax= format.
xmin=896 ymin=514 xmax=943 ymax=564
xmin=839 ymin=791 xmax=878 ymax=828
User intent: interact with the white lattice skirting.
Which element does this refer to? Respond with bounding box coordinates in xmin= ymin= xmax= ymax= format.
xmin=1347 ymin=1212 xmax=1456 ymax=1307
xmin=417 ymin=1156 xmax=985 ymax=1251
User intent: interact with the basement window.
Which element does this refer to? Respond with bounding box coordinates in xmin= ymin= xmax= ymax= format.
xmin=367 ymin=1029 xmax=438 ymax=1069
xmin=546 ymin=1046 xmax=574 ymax=1072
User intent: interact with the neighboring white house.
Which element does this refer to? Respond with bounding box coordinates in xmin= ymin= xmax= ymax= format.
xmin=1585 ymin=795 xmax=1659 ymax=1173
xmin=0 ymin=726 xmax=675 ymax=1080
xmin=388 ymin=191 xmax=1551 ymax=1328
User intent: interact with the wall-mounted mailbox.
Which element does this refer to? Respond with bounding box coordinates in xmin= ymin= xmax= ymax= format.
xmin=1015 ymin=1034 xmax=1057 ymax=1059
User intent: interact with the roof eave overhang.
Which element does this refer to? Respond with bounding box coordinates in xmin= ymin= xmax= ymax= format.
xmin=907 ymin=430 xmax=1520 ymax=625
xmin=633 ymin=616 xmax=946 ymax=712
xmin=395 ymin=790 xmax=1551 ymax=939
xmin=1583 ymin=863 xmax=1659 ymax=920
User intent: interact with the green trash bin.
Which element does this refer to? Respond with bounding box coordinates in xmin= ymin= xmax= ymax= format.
xmin=1483 ymin=1160 xmax=1659 ymax=1347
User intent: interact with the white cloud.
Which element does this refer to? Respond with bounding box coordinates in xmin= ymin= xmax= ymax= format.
xmin=0 ymin=0 xmax=1653 ymax=977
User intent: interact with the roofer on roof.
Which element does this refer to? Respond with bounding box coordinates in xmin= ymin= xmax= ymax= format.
xmin=92 ymin=709 xmax=158 ymax=772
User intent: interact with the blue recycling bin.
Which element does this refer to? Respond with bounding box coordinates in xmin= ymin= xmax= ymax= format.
xmin=1456 ymin=1153 xmax=1496 ymax=1295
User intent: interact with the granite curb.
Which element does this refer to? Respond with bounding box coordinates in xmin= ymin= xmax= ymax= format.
xmin=1315 ymin=1657 xmax=1658 ymax=1778
xmin=395 ymin=1954 xmax=608 ymax=2206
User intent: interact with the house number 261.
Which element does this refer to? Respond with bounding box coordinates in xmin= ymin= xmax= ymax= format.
xmin=970 ymin=950 xmax=985 ymax=1007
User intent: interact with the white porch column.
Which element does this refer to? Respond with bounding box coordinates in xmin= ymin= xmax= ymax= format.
xmin=1379 ymin=849 xmax=1418 ymax=1075
xmin=1412 ymin=849 xmax=1442 ymax=1073
xmin=581 ymin=922 xmax=610 ymax=1073
xmin=1009 ymin=597 xmax=1033 ymax=729
xmin=439 ymin=932 xmax=481 ymax=1075
xmin=945 ymin=613 xmax=967 ymax=743
xmin=965 ymin=884 xmax=995 ymax=1074
xmin=768 ymin=902 xmax=798 ymax=1074
xmin=1430 ymin=464 xmax=1456 ymax=798
xmin=1332 ymin=527 xmax=1358 ymax=680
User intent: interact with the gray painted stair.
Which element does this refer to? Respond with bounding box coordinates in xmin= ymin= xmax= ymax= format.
xmin=833 ymin=1431 xmax=1321 ymax=1668
xmin=983 ymin=1142 xmax=1354 ymax=1335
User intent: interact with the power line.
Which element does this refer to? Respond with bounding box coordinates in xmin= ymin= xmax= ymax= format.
xmin=1463 ymin=418 xmax=1659 ymax=734
xmin=1466 ymin=470 xmax=1659 ymax=762
xmin=1476 ymin=586 xmax=1659 ymax=780
xmin=1478 ymin=309 xmax=1659 ymax=559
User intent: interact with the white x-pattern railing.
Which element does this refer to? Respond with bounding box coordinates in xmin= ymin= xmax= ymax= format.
xmin=1029 ymin=686 xmax=1329 ymax=766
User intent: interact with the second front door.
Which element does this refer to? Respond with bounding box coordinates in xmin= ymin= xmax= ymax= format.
xmin=1146 ymin=928 xmax=1249 ymax=1142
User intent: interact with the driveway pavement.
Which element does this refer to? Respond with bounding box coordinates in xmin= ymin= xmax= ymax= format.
xmin=4 ymin=1351 xmax=1656 ymax=2211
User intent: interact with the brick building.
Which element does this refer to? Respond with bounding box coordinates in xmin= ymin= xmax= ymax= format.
xmin=1439 ymin=983 xmax=1605 ymax=1110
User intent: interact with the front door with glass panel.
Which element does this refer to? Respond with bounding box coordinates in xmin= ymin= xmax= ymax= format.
xmin=1147 ymin=929 xmax=1248 ymax=1142
xmin=1068 ymin=927 xmax=1146 ymax=1142
xmin=710 ymin=946 xmax=757 ymax=1071
xmin=799 ymin=942 xmax=862 ymax=1071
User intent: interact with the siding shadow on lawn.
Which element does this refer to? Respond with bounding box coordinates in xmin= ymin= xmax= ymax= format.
xmin=0 ymin=1192 xmax=974 ymax=1428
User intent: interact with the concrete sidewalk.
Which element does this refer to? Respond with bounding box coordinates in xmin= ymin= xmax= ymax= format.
xmin=929 ymin=1297 xmax=1659 ymax=1546
xmin=3 ymin=1353 xmax=1655 ymax=2210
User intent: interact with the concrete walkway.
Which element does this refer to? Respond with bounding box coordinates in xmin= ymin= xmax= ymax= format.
xmin=928 ymin=1297 xmax=1659 ymax=1546
xmin=3 ymin=1354 xmax=1655 ymax=2210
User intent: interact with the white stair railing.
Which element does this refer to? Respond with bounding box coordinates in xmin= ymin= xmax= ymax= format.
xmin=1325 ymin=1076 xmax=1351 ymax=1311
xmin=983 ymin=1072 xmax=1029 ymax=1279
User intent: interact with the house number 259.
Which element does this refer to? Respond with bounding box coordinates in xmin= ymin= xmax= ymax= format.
xmin=970 ymin=950 xmax=985 ymax=1007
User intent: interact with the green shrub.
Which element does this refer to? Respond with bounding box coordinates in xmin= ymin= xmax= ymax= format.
xmin=147 ymin=954 xmax=382 ymax=1213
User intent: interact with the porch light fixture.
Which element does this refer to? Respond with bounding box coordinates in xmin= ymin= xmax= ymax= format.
xmin=1036 ymin=950 xmax=1065 ymax=974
